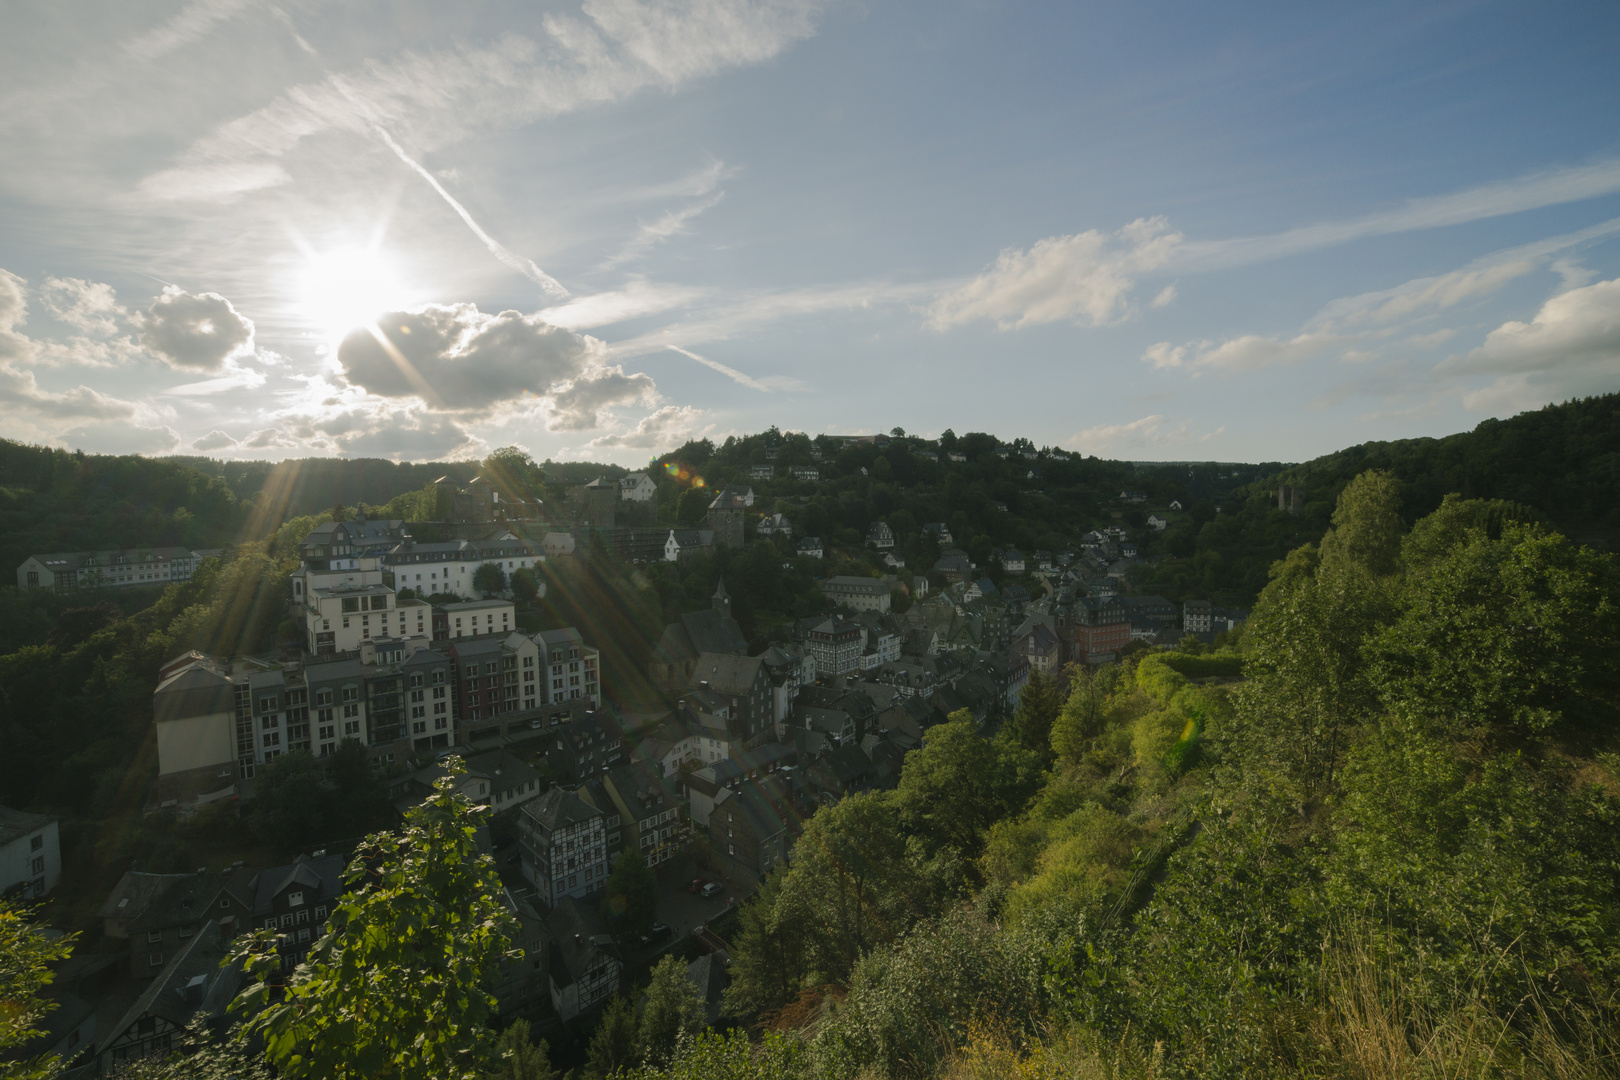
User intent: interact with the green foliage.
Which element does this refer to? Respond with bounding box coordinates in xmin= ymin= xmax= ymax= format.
xmin=585 ymin=995 xmax=639 ymax=1079
xmin=0 ymin=902 xmax=76 ymax=1080
xmin=637 ymin=955 xmax=707 ymax=1069
xmin=473 ymin=562 xmax=508 ymax=597
xmin=602 ymin=848 xmax=658 ymax=938
xmin=896 ymin=713 xmax=1041 ymax=861
xmin=626 ymin=1029 xmax=808 ymax=1080
xmin=229 ymin=761 xmax=518 ymax=1080
xmin=509 ymin=567 xmax=540 ymax=604
xmin=1006 ymin=667 xmax=1062 ymax=758
xmin=481 ymin=1019 xmax=555 ymax=1080
xmin=1317 ymin=469 xmax=1404 ymax=578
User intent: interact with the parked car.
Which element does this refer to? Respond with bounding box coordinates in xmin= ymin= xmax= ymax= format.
xmin=636 ymin=922 xmax=674 ymax=948
xmin=700 ymin=881 xmax=723 ymax=898
xmin=687 ymin=878 xmax=706 ymax=894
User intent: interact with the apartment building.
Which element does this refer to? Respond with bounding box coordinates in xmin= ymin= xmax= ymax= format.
xmin=517 ymin=788 xmax=608 ymax=906
xmin=16 ymin=547 xmax=220 ymax=592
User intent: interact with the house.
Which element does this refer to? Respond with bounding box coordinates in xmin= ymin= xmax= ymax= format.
xmin=998 ymin=549 xmax=1026 ymax=574
xmin=804 ymin=617 xmax=862 ymax=679
xmin=542 ymin=712 xmax=625 ymax=787
xmin=788 ymin=466 xmax=820 ymax=481
xmin=397 ymin=749 xmax=542 ymax=814
xmin=933 ymin=548 xmax=973 ymax=582
xmin=109 ymin=867 xmax=256 ymax=979
xmin=749 ymin=464 xmax=774 ymax=480
xmin=16 ymin=546 xmax=215 ymax=593
xmin=517 ymin=788 xmax=609 ymax=906
xmin=708 ymin=785 xmax=792 ymax=882
xmin=383 ymin=537 xmax=543 ymax=602
xmin=820 ymin=575 xmax=892 ymax=613
xmin=253 ymin=853 xmax=345 ymax=971
xmin=757 ymin=642 xmax=816 ymax=732
xmin=619 ymin=472 xmax=658 ymax=502
xmin=0 ymin=807 xmax=59 ymax=899
xmin=664 ymin=528 xmax=717 ymax=563
xmin=1074 ymin=595 xmax=1130 ymax=661
xmin=1119 ymin=489 xmax=1147 ymax=504
xmin=1147 ymin=513 xmax=1169 ymax=530
xmin=688 ymin=653 xmax=774 ymax=744
xmin=1184 ymin=598 xmax=1214 ymax=633
xmin=1014 ymin=623 xmax=1062 ymax=674
xmin=601 ymin=764 xmax=683 ymax=868
xmin=436 ymin=598 xmax=515 ymax=640
xmin=757 ymin=512 xmax=793 ymax=537
xmin=546 ymin=896 xmax=620 ymax=1022
xmin=543 ymin=532 xmax=577 ymax=558
xmin=796 ymin=536 xmax=823 ymax=559
xmin=947 ymin=451 xmax=967 ymax=462
xmin=686 ymin=954 xmax=731 ymax=1026
xmin=921 ymin=522 xmax=953 ymax=546
xmin=648 ymin=580 xmax=748 ymax=688
xmin=537 ymin=626 xmax=603 ymax=709
xmin=865 ymin=522 xmax=895 ymax=550
xmin=1168 ymin=499 xmax=1184 ymax=511
xmin=95 ymin=921 xmax=241 ymax=1072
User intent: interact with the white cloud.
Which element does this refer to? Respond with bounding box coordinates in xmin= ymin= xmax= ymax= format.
xmin=588 ymin=404 xmax=710 ymax=450
xmin=0 ymin=270 xmax=142 ymax=421
xmin=40 ymin=276 xmax=127 ymax=335
xmin=192 ymin=429 xmax=238 ymax=451
xmin=57 ymin=422 xmax=182 ymax=455
xmin=929 ymin=217 xmax=1182 ymax=330
xmin=124 ymin=0 xmax=256 ymax=62
xmin=601 ymin=191 xmax=726 ymax=268
xmin=138 ymin=0 xmax=824 ymax=203
xmin=1174 ymin=160 xmax=1620 ymax=272
xmin=1151 ymin=284 xmax=1177 ymax=308
xmin=140 ymin=286 xmax=256 ymax=372
xmin=1316 ymin=261 xmax=1535 ymax=327
xmin=1067 ymin=414 xmax=1224 ymax=456
xmin=666 ymin=344 xmax=770 ymax=391
xmin=1437 ymin=278 xmax=1620 ymax=412
xmin=1143 ymin=331 xmax=1345 ymax=373
xmin=540 ymin=279 xmax=709 ymax=330
xmin=1406 ymin=328 xmax=1457 ymax=349
xmin=545 ymin=364 xmax=658 ymax=430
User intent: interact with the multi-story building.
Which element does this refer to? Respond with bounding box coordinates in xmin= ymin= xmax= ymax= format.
xmin=384 ymin=536 xmax=543 ymax=600
xmin=820 ymin=575 xmax=892 ymax=613
xmin=537 ymin=627 xmax=602 ymax=707
xmin=865 ymin=522 xmax=895 ymax=550
xmin=705 ymin=486 xmax=751 ymax=549
xmin=448 ymin=631 xmax=539 ymax=742
xmin=546 ymin=897 xmax=620 ymax=1021
xmin=688 ymin=653 xmax=773 ymax=745
xmin=618 ymin=472 xmax=657 ymax=502
xmin=100 ymin=867 xmax=256 ymax=978
xmin=758 ymin=642 xmax=815 ymax=733
xmin=601 ymin=764 xmax=683 ymax=869
xmin=1183 ymin=598 xmax=1213 ymax=633
xmin=252 ymin=853 xmax=345 ymax=970
xmin=0 ymin=807 xmax=60 ymax=899
xmin=517 ymin=788 xmax=608 ymax=906
xmin=708 ymin=785 xmax=792 ymax=882
xmin=16 ymin=547 xmax=219 ymax=592
xmin=1074 ymin=595 xmax=1130 ymax=660
xmin=805 ymin=617 xmax=863 ymax=679
xmin=434 ymin=598 xmax=515 ymax=640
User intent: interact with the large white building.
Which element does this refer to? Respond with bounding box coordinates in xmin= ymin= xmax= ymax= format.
xmin=16 ymin=547 xmax=221 ymax=592
xmin=384 ymin=536 xmax=544 ymax=600
xmin=0 ymin=807 xmax=60 ymax=899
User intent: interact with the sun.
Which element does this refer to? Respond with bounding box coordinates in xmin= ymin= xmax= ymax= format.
xmin=297 ymin=246 xmax=402 ymax=339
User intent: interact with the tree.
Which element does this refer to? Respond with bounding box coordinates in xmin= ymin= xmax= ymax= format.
xmin=250 ymin=750 xmax=328 ymax=848
xmin=510 ymin=568 xmax=539 ymax=604
xmin=473 ymin=562 xmax=508 ymax=597
xmin=1050 ymin=665 xmax=1109 ymax=762
xmin=1006 ymin=666 xmax=1061 ymax=757
xmin=585 ymin=995 xmax=638 ymax=1079
xmin=1318 ymin=469 xmax=1403 ymax=578
xmin=677 ymin=488 xmax=709 ymax=526
xmin=896 ymin=713 xmax=1040 ymax=861
xmin=0 ymin=901 xmax=76 ymax=1080
xmin=601 ymin=849 xmax=658 ymax=939
xmin=482 ymin=1019 xmax=555 ymax=1080
xmin=229 ymin=760 xmax=518 ymax=1080
xmin=326 ymin=738 xmax=385 ymax=836
xmin=637 ymin=955 xmax=707 ymax=1068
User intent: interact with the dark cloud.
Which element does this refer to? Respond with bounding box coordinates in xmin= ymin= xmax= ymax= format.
xmin=337 ymin=304 xmax=599 ymax=412
xmin=140 ymin=286 xmax=255 ymax=372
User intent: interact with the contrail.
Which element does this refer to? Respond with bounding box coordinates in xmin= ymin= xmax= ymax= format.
xmin=372 ymin=124 xmax=569 ymax=300
xmin=666 ymin=344 xmax=770 ymax=392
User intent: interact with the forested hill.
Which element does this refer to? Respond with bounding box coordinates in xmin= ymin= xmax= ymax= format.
xmin=1273 ymin=392 xmax=1620 ymax=535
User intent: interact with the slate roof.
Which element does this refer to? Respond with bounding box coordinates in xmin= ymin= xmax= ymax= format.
xmin=652 ymin=608 xmax=748 ymax=665
xmin=101 ymin=921 xmax=240 ymax=1043
xmin=253 ymin=854 xmax=344 ymax=913
xmin=0 ymin=806 xmax=53 ymax=847
xmin=522 ymin=787 xmax=603 ymax=833
xmin=689 ymin=652 xmax=765 ymax=696
xmin=548 ymin=895 xmax=616 ymax=987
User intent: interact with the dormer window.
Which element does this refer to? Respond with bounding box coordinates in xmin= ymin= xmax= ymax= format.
xmin=288 ymin=890 xmax=305 ymax=907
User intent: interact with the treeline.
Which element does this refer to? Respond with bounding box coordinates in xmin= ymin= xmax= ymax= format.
xmin=625 ymin=471 xmax=1620 ymax=1079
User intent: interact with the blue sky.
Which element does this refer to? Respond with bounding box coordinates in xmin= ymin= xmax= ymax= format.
xmin=1 ymin=0 xmax=1617 ymax=465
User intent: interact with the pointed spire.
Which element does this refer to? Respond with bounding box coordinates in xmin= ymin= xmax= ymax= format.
xmin=712 ymin=576 xmax=731 ymax=615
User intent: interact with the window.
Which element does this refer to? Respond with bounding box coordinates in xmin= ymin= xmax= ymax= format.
xmin=298 ymin=928 xmax=311 ymax=942
xmin=315 ymin=906 xmax=327 ymax=919
xmin=179 ymin=924 xmax=195 ymax=938
xmin=220 ymin=897 xmax=230 ymax=909
xmin=265 ymin=918 xmax=277 ymax=929
xmin=296 ymin=909 xmax=309 ymax=923
xmin=149 ymin=952 xmax=163 ymax=966
xmin=147 ymin=930 xmax=163 ymax=943
xmin=281 ymin=914 xmax=294 ymax=928
xmin=29 ymin=835 xmax=41 ymax=852
xmin=343 ymin=704 xmax=359 ymax=718
xmin=342 ymin=687 xmax=358 ymax=702
xmin=434 ymin=717 xmax=447 ymax=730
xmin=316 ymin=689 xmax=333 ymax=706
xmin=30 ymin=856 xmax=44 ymax=874
xmin=288 ymin=891 xmax=304 ymax=907
xmin=262 ymin=731 xmax=280 ymax=747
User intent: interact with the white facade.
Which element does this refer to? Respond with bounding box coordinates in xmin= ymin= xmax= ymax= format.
xmin=386 ymin=541 xmax=542 ymax=600
xmin=441 ymin=599 xmax=515 ymax=639
xmin=17 ymin=547 xmax=217 ymax=592
xmin=0 ymin=810 xmax=60 ymax=899
xmin=619 ymin=472 xmax=658 ymax=502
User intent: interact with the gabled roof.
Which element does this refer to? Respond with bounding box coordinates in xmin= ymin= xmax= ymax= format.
xmin=548 ymin=895 xmax=616 ymax=987
xmin=101 ymin=921 xmax=240 ymax=1041
xmin=0 ymin=806 xmax=54 ymax=847
xmin=253 ymin=853 xmax=344 ymax=913
xmin=522 ymin=786 xmax=603 ymax=832
xmin=689 ymin=652 xmax=765 ymax=696
xmin=98 ymin=870 xmax=193 ymax=923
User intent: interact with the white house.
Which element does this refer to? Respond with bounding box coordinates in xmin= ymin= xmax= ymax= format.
xmin=757 ymin=513 xmax=793 ymax=537
xmin=384 ymin=537 xmax=543 ymax=600
xmin=998 ymin=548 xmax=1026 ymax=573
xmin=796 ymin=536 xmax=823 ymax=559
xmin=0 ymin=807 xmax=60 ymax=899
xmin=17 ymin=547 xmax=217 ymax=592
xmin=1148 ymin=513 xmax=1169 ymax=530
xmin=618 ymin=473 xmax=657 ymax=502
